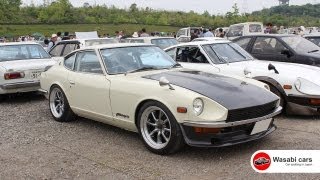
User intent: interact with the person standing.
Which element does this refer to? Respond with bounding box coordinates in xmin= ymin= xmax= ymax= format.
xmin=140 ymin=28 xmax=149 ymax=37
xmin=217 ymin=28 xmax=225 ymax=38
xmin=203 ymin=28 xmax=214 ymax=37
xmin=47 ymin=34 xmax=58 ymax=51
xmin=57 ymin=32 xmax=62 ymax=42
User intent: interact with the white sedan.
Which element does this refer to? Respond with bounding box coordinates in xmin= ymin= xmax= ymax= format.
xmin=40 ymin=43 xmax=281 ymax=154
xmin=164 ymin=40 xmax=320 ymax=115
xmin=0 ymin=42 xmax=56 ymax=101
xmin=121 ymin=37 xmax=178 ymax=49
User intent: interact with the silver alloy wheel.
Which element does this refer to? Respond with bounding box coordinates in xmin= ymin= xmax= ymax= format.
xmin=140 ymin=106 xmax=172 ymax=149
xmin=49 ymin=88 xmax=65 ymax=118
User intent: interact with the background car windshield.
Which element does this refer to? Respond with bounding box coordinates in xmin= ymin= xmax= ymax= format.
xmin=0 ymin=44 xmax=50 ymax=62
xmin=202 ymin=43 xmax=252 ymax=63
xmin=151 ymin=38 xmax=178 ymax=49
xmin=85 ymin=39 xmax=118 ymax=46
xmin=281 ymin=36 xmax=320 ymax=54
xmin=101 ymin=46 xmax=176 ymax=74
xmin=305 ymin=37 xmax=320 ymax=47
xmin=226 ymin=25 xmax=244 ymax=37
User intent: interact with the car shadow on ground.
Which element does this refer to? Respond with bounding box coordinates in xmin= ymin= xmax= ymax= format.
xmin=1 ymin=92 xmax=45 ymax=104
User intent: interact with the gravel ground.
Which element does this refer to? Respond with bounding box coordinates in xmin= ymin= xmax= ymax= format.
xmin=0 ymin=93 xmax=319 ymax=179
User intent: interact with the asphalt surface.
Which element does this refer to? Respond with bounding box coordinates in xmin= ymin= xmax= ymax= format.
xmin=0 ymin=93 xmax=319 ymax=180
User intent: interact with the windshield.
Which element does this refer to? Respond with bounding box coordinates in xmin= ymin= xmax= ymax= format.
xmin=305 ymin=37 xmax=320 ymax=47
xmin=151 ymin=38 xmax=178 ymax=49
xmin=100 ymin=46 xmax=176 ymax=74
xmin=227 ymin=25 xmax=244 ymax=37
xmin=202 ymin=43 xmax=253 ymax=64
xmin=0 ymin=44 xmax=50 ymax=62
xmin=281 ymin=36 xmax=320 ymax=54
xmin=85 ymin=39 xmax=118 ymax=46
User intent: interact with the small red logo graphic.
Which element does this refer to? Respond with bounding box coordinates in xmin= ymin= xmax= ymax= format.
xmin=253 ymin=152 xmax=271 ymax=171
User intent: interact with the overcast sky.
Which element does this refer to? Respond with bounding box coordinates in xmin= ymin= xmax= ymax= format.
xmin=22 ymin=0 xmax=319 ymax=14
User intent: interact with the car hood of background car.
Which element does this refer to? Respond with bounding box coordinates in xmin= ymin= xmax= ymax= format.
xmin=227 ymin=60 xmax=320 ymax=86
xmin=0 ymin=59 xmax=56 ymax=71
xmin=142 ymin=70 xmax=278 ymax=110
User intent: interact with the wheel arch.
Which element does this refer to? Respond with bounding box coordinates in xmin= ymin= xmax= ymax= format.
xmin=253 ymin=76 xmax=287 ymax=100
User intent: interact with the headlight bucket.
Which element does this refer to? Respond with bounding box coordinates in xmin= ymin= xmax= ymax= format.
xmin=294 ymin=78 xmax=320 ymax=96
xmin=193 ymin=98 xmax=204 ymax=116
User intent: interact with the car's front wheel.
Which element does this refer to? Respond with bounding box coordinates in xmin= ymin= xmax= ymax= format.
xmin=49 ymin=85 xmax=75 ymax=122
xmin=137 ymin=101 xmax=184 ymax=155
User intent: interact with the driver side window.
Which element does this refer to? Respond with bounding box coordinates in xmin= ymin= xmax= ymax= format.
xmin=176 ymin=47 xmax=209 ymax=64
xmin=252 ymin=37 xmax=287 ymax=54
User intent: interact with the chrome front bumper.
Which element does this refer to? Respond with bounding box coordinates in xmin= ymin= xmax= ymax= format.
xmin=0 ymin=81 xmax=40 ymax=90
xmin=182 ymin=106 xmax=282 ymax=128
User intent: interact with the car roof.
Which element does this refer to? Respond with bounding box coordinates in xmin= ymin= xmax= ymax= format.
xmin=0 ymin=41 xmax=40 ymax=46
xmin=58 ymin=38 xmax=116 ymax=43
xmin=79 ymin=43 xmax=155 ymax=50
xmin=125 ymin=37 xmax=176 ymax=40
xmin=229 ymin=22 xmax=263 ymax=26
xmin=166 ymin=40 xmax=231 ymax=49
xmin=193 ymin=37 xmax=225 ymax=41
xmin=239 ymin=34 xmax=297 ymax=38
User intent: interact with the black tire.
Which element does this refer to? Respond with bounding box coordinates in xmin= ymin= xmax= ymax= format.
xmin=268 ymin=84 xmax=286 ymax=114
xmin=49 ymin=85 xmax=75 ymax=122
xmin=137 ymin=101 xmax=185 ymax=155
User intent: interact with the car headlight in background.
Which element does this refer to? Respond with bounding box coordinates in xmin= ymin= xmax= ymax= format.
xmin=294 ymin=78 xmax=320 ymax=96
xmin=193 ymin=98 xmax=204 ymax=116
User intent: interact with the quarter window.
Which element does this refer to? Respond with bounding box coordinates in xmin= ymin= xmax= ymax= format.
xmin=64 ymin=53 xmax=76 ymax=70
xmin=252 ymin=37 xmax=287 ymax=54
xmin=176 ymin=47 xmax=209 ymax=63
xmin=75 ymin=51 xmax=103 ymax=74
xmin=49 ymin=44 xmax=64 ymax=57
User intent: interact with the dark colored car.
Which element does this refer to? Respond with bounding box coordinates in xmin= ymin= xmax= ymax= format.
xmin=233 ymin=34 xmax=320 ymax=67
xmin=254 ymin=158 xmax=270 ymax=166
xmin=304 ymin=35 xmax=320 ymax=47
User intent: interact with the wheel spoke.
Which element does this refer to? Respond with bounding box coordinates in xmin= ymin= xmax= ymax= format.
xmin=164 ymin=128 xmax=170 ymax=132
xmin=161 ymin=131 xmax=169 ymax=142
xmin=157 ymin=131 xmax=162 ymax=144
xmin=158 ymin=110 xmax=163 ymax=120
xmin=147 ymin=120 xmax=156 ymax=127
xmin=149 ymin=129 xmax=158 ymax=136
xmin=151 ymin=112 xmax=158 ymax=122
xmin=163 ymin=119 xmax=169 ymax=124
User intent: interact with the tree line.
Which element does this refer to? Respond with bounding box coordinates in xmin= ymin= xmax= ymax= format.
xmin=1 ymin=0 xmax=320 ymax=27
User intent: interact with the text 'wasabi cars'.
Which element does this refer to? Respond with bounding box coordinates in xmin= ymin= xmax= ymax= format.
xmin=40 ymin=43 xmax=281 ymax=154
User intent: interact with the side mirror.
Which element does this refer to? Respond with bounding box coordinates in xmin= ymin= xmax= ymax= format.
xmin=281 ymin=49 xmax=293 ymax=58
xmin=268 ymin=63 xmax=279 ymax=74
xmin=159 ymin=77 xmax=175 ymax=90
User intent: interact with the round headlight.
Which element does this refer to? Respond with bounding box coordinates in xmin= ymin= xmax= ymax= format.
xmin=193 ymin=98 xmax=204 ymax=116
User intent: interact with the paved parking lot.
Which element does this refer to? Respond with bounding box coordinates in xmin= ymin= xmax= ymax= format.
xmin=0 ymin=93 xmax=319 ymax=179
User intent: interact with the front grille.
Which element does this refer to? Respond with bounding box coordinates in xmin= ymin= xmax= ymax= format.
xmin=226 ymin=100 xmax=278 ymax=122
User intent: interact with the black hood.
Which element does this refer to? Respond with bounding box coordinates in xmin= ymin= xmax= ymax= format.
xmin=143 ymin=71 xmax=278 ymax=110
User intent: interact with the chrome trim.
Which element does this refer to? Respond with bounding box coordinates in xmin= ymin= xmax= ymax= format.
xmin=38 ymin=89 xmax=48 ymax=94
xmin=0 ymin=81 xmax=40 ymax=90
xmin=183 ymin=106 xmax=282 ymax=128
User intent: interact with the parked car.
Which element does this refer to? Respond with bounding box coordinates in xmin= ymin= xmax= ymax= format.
xmin=233 ymin=34 xmax=320 ymax=67
xmin=40 ymin=43 xmax=281 ymax=154
xmin=121 ymin=37 xmax=178 ymax=49
xmin=164 ymin=40 xmax=320 ymax=115
xmin=226 ymin=22 xmax=263 ymax=40
xmin=304 ymin=34 xmax=320 ymax=47
xmin=192 ymin=37 xmax=224 ymax=42
xmin=176 ymin=27 xmax=202 ymax=42
xmin=48 ymin=38 xmax=118 ymax=58
xmin=0 ymin=42 xmax=56 ymax=101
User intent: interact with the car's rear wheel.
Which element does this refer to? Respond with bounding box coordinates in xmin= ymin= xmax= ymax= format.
xmin=138 ymin=101 xmax=184 ymax=155
xmin=49 ymin=85 xmax=75 ymax=122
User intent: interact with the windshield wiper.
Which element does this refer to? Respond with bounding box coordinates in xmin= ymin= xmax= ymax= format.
xmin=125 ymin=66 xmax=158 ymax=75
xmin=308 ymin=50 xmax=319 ymax=53
xmin=170 ymin=63 xmax=182 ymax=69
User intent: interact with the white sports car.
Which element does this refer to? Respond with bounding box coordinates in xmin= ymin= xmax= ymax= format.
xmin=40 ymin=43 xmax=281 ymax=154
xmin=0 ymin=42 xmax=56 ymax=101
xmin=164 ymin=40 xmax=320 ymax=115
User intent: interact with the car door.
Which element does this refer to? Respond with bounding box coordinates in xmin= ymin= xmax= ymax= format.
xmin=49 ymin=43 xmax=65 ymax=57
xmin=250 ymin=37 xmax=290 ymax=62
xmin=67 ymin=50 xmax=112 ymax=121
xmin=62 ymin=43 xmax=79 ymax=56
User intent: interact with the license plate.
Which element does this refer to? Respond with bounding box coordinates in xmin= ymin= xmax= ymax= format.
xmin=30 ymin=71 xmax=42 ymax=79
xmin=251 ymin=118 xmax=272 ymax=135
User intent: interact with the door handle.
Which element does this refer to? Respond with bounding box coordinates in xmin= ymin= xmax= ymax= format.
xmin=69 ymin=80 xmax=75 ymax=85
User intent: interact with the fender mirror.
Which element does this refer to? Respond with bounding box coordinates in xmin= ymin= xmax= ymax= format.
xmin=159 ymin=77 xmax=175 ymax=90
xmin=268 ymin=63 xmax=279 ymax=74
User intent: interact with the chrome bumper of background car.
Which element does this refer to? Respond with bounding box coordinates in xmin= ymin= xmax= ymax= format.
xmin=182 ymin=106 xmax=282 ymax=128
xmin=0 ymin=81 xmax=40 ymax=90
